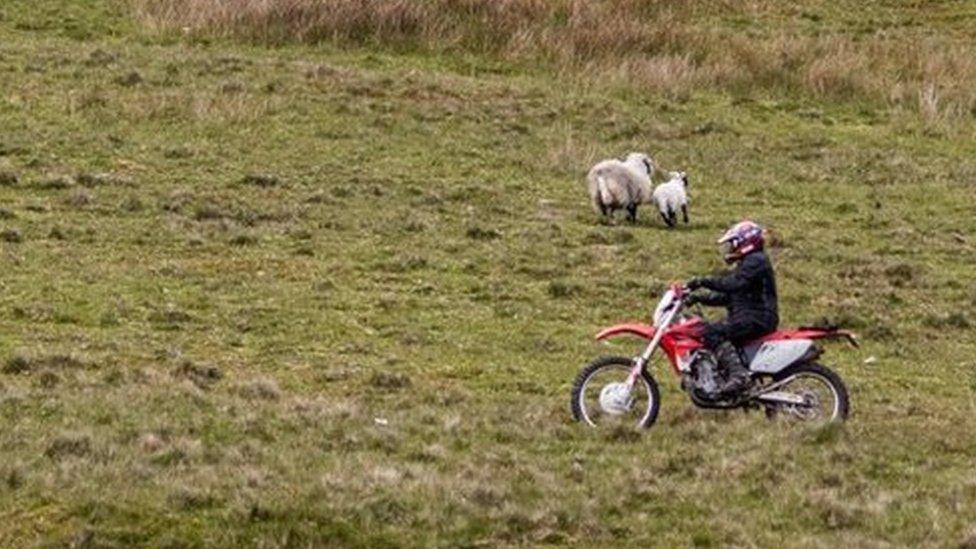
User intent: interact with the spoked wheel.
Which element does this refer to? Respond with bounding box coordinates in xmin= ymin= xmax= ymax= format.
xmin=765 ymin=362 xmax=849 ymax=424
xmin=571 ymin=356 xmax=660 ymax=429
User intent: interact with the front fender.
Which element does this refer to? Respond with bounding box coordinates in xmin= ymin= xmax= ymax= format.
xmin=596 ymin=323 xmax=656 ymax=341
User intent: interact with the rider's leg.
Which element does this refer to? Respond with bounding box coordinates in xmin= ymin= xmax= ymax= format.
xmin=703 ymin=320 xmax=752 ymax=394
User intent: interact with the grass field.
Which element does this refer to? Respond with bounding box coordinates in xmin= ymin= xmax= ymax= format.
xmin=1 ymin=0 xmax=976 ymax=546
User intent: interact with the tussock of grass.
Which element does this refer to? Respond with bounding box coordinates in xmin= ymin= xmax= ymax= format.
xmin=240 ymin=173 xmax=280 ymax=187
xmin=4 ymin=353 xmax=94 ymax=378
xmin=172 ymin=359 xmax=222 ymax=389
xmin=237 ymin=377 xmax=282 ymax=400
xmin=0 ymin=228 xmax=23 ymax=243
xmin=0 ymin=171 xmax=19 ymax=186
xmin=45 ymin=432 xmax=93 ymax=461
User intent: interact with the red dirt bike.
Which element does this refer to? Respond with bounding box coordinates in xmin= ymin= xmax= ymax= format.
xmin=571 ymin=284 xmax=859 ymax=429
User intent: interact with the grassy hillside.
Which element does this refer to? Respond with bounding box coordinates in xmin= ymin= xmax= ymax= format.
xmin=0 ymin=0 xmax=975 ymax=545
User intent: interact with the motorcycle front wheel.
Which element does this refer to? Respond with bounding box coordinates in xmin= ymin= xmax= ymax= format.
xmin=571 ymin=356 xmax=660 ymax=429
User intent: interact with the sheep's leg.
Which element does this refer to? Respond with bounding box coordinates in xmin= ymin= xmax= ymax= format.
xmin=659 ymin=210 xmax=671 ymax=227
xmin=626 ymin=203 xmax=638 ymax=223
xmin=681 ymin=204 xmax=689 ymax=224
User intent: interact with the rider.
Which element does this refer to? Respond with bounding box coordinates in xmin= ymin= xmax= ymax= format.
xmin=685 ymin=220 xmax=778 ymax=394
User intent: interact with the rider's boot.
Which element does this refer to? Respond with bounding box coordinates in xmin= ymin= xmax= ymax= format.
xmin=715 ymin=341 xmax=751 ymax=395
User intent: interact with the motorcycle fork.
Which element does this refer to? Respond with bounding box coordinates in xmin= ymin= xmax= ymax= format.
xmin=626 ymin=358 xmax=645 ymax=388
xmin=626 ymin=324 xmax=669 ymax=389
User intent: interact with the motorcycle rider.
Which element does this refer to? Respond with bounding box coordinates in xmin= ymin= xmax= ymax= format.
xmin=684 ymin=220 xmax=778 ymax=395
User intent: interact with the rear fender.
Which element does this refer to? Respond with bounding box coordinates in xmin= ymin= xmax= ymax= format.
xmin=819 ymin=330 xmax=860 ymax=348
xmin=595 ymin=323 xmax=656 ymax=341
xmin=758 ymin=328 xmax=859 ymax=348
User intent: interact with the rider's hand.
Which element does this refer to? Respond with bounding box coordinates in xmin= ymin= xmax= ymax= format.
xmin=684 ymin=293 xmax=700 ymax=306
xmin=686 ymin=277 xmax=705 ymax=291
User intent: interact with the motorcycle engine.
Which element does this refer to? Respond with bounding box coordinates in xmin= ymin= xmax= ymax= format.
xmin=684 ymin=351 xmax=722 ymax=397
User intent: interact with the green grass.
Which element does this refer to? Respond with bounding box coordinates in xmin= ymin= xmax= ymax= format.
xmin=0 ymin=0 xmax=975 ymax=546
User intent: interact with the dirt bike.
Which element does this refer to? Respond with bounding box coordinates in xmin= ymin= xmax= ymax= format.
xmin=570 ymin=283 xmax=859 ymax=429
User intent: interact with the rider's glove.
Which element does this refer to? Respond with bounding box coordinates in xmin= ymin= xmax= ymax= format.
xmin=684 ymin=293 xmax=700 ymax=306
xmin=686 ymin=277 xmax=705 ymax=291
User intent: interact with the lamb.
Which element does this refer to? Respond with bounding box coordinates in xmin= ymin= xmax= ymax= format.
xmin=586 ymin=152 xmax=654 ymax=222
xmin=652 ymin=171 xmax=690 ymax=228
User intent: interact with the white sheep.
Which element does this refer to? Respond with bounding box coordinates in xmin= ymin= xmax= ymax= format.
xmin=652 ymin=171 xmax=690 ymax=228
xmin=586 ymin=152 xmax=654 ymax=222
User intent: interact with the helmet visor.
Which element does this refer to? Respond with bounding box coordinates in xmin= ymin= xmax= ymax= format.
xmin=719 ymin=240 xmax=736 ymax=256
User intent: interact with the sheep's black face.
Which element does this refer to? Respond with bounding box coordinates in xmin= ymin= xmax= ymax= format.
xmin=682 ymin=174 xmax=689 ymax=187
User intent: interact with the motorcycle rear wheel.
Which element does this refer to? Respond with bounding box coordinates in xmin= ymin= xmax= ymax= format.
xmin=571 ymin=356 xmax=660 ymax=429
xmin=766 ymin=362 xmax=850 ymax=423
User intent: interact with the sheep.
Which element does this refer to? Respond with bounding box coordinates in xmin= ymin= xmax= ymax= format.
xmin=586 ymin=152 xmax=654 ymax=222
xmin=652 ymin=171 xmax=690 ymax=228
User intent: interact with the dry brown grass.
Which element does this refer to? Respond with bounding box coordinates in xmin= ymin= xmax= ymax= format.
xmin=132 ymin=0 xmax=976 ymax=125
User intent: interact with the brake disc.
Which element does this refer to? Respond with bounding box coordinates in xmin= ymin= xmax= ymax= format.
xmin=786 ymin=390 xmax=820 ymax=420
xmin=599 ymin=383 xmax=633 ymax=415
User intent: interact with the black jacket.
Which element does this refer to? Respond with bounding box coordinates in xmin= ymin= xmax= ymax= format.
xmin=697 ymin=250 xmax=779 ymax=329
